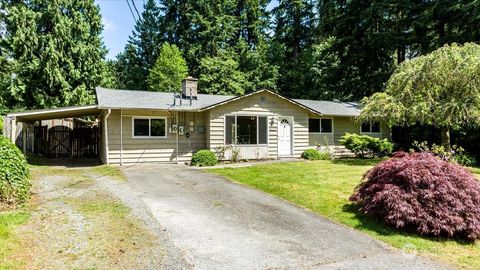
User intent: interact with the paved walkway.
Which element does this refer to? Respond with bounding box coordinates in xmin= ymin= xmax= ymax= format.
xmin=122 ymin=164 xmax=451 ymax=270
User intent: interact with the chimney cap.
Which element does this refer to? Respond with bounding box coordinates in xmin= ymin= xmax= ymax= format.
xmin=184 ymin=76 xmax=198 ymax=81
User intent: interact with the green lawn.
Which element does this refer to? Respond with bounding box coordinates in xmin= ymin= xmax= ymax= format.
xmin=209 ymin=159 xmax=480 ymax=269
xmin=0 ymin=210 xmax=30 ymax=270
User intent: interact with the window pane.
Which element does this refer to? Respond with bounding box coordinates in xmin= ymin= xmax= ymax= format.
xmin=361 ymin=122 xmax=371 ymax=133
xmin=258 ymin=117 xmax=268 ymax=144
xmin=134 ymin=119 xmax=149 ymax=136
xmin=309 ymin=118 xmax=320 ymax=132
xmin=371 ymin=122 xmax=380 ymax=133
xmin=225 ymin=116 xmax=235 ymax=144
xmin=237 ymin=116 xmax=257 ymax=144
xmin=321 ymin=119 xmax=332 ymax=133
xmin=151 ymin=119 xmax=166 ymax=137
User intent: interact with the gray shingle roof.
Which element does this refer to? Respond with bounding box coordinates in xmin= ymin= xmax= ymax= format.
xmin=293 ymin=99 xmax=360 ymax=117
xmin=96 ymin=87 xmax=234 ymax=111
xmin=96 ymin=87 xmax=360 ymax=116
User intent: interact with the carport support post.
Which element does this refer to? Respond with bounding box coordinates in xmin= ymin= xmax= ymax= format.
xmin=22 ymin=123 xmax=27 ymax=155
xmin=176 ymin=111 xmax=179 ymax=164
xmin=10 ymin=117 xmax=16 ymax=144
xmin=120 ymin=109 xmax=123 ymax=166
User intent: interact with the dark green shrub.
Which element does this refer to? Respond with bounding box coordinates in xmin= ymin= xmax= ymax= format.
xmin=340 ymin=133 xmax=393 ymax=158
xmin=191 ymin=150 xmax=218 ymax=167
xmin=301 ymin=149 xmax=332 ymax=160
xmin=367 ymin=138 xmax=393 ymax=157
xmin=0 ymin=135 xmax=30 ymax=206
xmin=411 ymin=141 xmax=478 ymax=167
xmin=301 ymin=149 xmax=321 ymax=160
xmin=454 ymin=153 xmax=477 ymax=167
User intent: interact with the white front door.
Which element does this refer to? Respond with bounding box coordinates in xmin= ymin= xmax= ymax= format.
xmin=278 ymin=117 xmax=292 ymax=156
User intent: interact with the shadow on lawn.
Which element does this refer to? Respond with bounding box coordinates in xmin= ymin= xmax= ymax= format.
xmin=27 ymin=153 xmax=102 ymax=168
xmin=342 ymin=203 xmax=474 ymax=245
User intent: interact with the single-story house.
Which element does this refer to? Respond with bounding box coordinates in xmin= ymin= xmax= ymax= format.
xmin=5 ymin=77 xmax=390 ymax=164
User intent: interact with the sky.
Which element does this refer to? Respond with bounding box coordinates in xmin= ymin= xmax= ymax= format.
xmin=96 ymin=0 xmax=279 ymax=60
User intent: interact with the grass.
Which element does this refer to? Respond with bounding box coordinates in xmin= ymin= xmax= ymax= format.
xmin=209 ymin=159 xmax=480 ymax=269
xmin=90 ymin=165 xmax=127 ymax=182
xmin=0 ymin=210 xmax=30 ymax=270
xmin=63 ymin=194 xmax=158 ymax=266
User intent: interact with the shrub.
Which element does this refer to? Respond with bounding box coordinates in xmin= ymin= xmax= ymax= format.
xmin=0 ymin=135 xmax=30 ymax=206
xmin=411 ymin=141 xmax=477 ymax=167
xmin=301 ymin=149 xmax=332 ymax=160
xmin=350 ymin=151 xmax=480 ymax=241
xmin=191 ymin=150 xmax=218 ymax=167
xmin=454 ymin=152 xmax=477 ymax=167
xmin=340 ymin=133 xmax=393 ymax=157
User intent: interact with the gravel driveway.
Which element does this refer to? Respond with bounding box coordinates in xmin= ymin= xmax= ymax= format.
xmin=121 ymin=164 xmax=451 ymax=270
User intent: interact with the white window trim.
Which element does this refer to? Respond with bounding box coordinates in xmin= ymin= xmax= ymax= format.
xmin=308 ymin=117 xmax=334 ymax=134
xmin=224 ymin=114 xmax=269 ymax=146
xmin=360 ymin=121 xmax=381 ymax=134
xmin=132 ymin=116 xmax=168 ymax=139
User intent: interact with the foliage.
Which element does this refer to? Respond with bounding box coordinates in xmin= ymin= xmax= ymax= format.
xmin=198 ymin=51 xmax=247 ymax=95
xmin=115 ymin=0 xmax=161 ymax=90
xmin=209 ymin=160 xmax=480 ymax=269
xmin=340 ymin=133 xmax=393 ymax=158
xmin=301 ymin=149 xmax=331 ymax=160
xmin=0 ymin=0 xmax=109 ymax=109
xmin=0 ymin=136 xmax=30 ymax=206
xmin=411 ymin=141 xmax=477 ymax=167
xmin=360 ymin=43 xmax=480 ymax=146
xmin=350 ymin=152 xmax=480 ymax=241
xmin=301 ymin=149 xmax=321 ymax=160
xmin=0 ymin=117 xmax=3 ymax=135
xmin=191 ymin=150 xmax=218 ymax=167
xmin=147 ymin=43 xmax=188 ymax=92
xmin=270 ymin=0 xmax=315 ymax=97
xmin=214 ymin=145 xmax=240 ymax=163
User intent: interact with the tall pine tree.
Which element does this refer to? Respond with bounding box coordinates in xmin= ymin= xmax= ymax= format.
xmin=1 ymin=0 xmax=110 ymax=109
xmin=116 ymin=0 xmax=160 ymax=90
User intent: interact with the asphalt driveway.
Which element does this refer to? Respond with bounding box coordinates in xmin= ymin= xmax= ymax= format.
xmin=122 ymin=164 xmax=450 ymax=270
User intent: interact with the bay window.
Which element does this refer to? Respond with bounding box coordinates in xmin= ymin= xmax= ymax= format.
xmin=225 ymin=115 xmax=268 ymax=145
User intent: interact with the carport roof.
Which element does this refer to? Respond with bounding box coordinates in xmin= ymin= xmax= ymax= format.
xmin=7 ymin=105 xmax=102 ymax=122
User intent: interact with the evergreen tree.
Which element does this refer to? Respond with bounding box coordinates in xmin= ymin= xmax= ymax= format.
xmin=1 ymin=0 xmax=109 ymax=109
xmin=116 ymin=0 xmax=160 ymax=90
xmin=198 ymin=51 xmax=247 ymax=96
xmin=271 ymin=0 xmax=316 ymax=97
xmin=147 ymin=43 xmax=188 ymax=92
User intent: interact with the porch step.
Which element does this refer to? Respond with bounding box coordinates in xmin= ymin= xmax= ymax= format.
xmin=331 ymin=146 xmax=356 ymax=159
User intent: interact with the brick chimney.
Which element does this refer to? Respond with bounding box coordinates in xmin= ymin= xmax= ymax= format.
xmin=182 ymin=76 xmax=198 ymax=100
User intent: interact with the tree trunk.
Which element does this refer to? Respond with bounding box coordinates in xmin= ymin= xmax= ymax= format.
xmin=440 ymin=127 xmax=450 ymax=150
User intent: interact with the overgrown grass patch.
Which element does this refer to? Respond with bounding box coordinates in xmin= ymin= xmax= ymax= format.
xmin=89 ymin=165 xmax=127 ymax=182
xmin=63 ymin=194 xmax=159 ymax=265
xmin=0 ymin=210 xmax=30 ymax=269
xmin=209 ymin=159 xmax=480 ymax=269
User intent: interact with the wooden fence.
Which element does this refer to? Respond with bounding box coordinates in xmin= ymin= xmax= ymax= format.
xmin=34 ymin=125 xmax=99 ymax=158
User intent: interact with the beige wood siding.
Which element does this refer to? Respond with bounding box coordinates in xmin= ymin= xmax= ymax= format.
xmin=308 ymin=115 xmax=391 ymax=146
xmin=106 ymin=109 xmax=207 ymax=164
xmin=208 ymin=91 xmax=310 ymax=159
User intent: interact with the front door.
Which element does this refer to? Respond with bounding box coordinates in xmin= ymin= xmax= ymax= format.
xmin=278 ymin=117 xmax=292 ymax=156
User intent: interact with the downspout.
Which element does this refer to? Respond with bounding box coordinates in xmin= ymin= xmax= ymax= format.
xmin=120 ymin=109 xmax=123 ymax=166
xmin=104 ymin=109 xmax=111 ymax=164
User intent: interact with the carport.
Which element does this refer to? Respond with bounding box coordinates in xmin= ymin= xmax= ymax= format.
xmin=4 ymin=105 xmax=103 ymax=157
